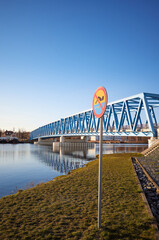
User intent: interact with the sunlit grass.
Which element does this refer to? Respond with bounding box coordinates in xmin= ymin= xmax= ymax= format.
xmin=0 ymin=153 xmax=155 ymax=239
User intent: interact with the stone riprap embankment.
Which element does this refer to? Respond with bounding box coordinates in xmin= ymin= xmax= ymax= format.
xmin=132 ymin=148 xmax=159 ymax=225
xmin=132 ymin=158 xmax=159 ymax=223
xmin=139 ymin=148 xmax=159 ymax=185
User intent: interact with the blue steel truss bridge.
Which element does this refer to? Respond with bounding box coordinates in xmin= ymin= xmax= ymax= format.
xmin=30 ymin=93 xmax=159 ymax=140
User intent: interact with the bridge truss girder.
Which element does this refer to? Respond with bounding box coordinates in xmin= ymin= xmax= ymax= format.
xmin=30 ymin=93 xmax=159 ymax=140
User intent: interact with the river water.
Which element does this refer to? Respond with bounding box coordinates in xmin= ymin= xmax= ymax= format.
xmin=0 ymin=143 xmax=147 ymax=198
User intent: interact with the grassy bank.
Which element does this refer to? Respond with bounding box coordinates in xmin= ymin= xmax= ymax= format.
xmin=0 ymin=153 xmax=155 ymax=240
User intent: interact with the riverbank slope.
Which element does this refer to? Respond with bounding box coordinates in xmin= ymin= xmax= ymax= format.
xmin=0 ymin=153 xmax=155 ymax=239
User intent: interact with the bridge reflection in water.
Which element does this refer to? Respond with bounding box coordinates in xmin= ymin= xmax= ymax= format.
xmin=32 ymin=143 xmax=147 ymax=175
xmin=32 ymin=144 xmax=95 ymax=174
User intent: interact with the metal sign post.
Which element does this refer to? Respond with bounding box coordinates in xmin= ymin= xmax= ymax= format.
xmin=92 ymin=86 xmax=107 ymax=229
xmin=98 ymin=116 xmax=103 ymax=228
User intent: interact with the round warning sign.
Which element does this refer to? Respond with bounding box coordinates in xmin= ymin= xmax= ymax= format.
xmin=92 ymin=86 xmax=108 ymax=118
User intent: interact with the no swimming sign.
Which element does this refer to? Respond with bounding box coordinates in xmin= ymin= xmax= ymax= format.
xmin=92 ymin=86 xmax=108 ymax=118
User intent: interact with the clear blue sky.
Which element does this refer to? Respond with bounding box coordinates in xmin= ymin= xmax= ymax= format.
xmin=0 ymin=0 xmax=159 ymax=131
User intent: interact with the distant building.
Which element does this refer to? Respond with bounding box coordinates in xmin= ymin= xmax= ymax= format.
xmin=4 ymin=131 xmax=16 ymax=137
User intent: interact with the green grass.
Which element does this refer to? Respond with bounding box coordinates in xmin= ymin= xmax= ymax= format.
xmin=0 ymin=153 xmax=155 ymax=240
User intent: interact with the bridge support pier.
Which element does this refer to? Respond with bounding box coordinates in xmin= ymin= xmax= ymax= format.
xmin=60 ymin=136 xmax=65 ymax=143
xmin=59 ymin=136 xmax=89 ymax=143
xmin=148 ymin=137 xmax=157 ymax=148
xmin=38 ymin=137 xmax=42 ymax=142
xmin=148 ymin=130 xmax=159 ymax=148
xmin=90 ymin=136 xmax=98 ymax=141
xmin=81 ymin=136 xmax=89 ymax=142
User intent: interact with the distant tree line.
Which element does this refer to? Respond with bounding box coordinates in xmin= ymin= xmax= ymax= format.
xmin=16 ymin=129 xmax=30 ymax=140
xmin=0 ymin=129 xmax=30 ymax=140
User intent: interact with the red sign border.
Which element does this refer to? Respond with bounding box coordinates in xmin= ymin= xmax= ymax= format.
xmin=92 ymin=86 xmax=108 ymax=118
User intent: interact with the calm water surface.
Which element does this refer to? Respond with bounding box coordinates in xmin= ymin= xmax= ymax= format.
xmin=0 ymin=143 xmax=147 ymax=198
